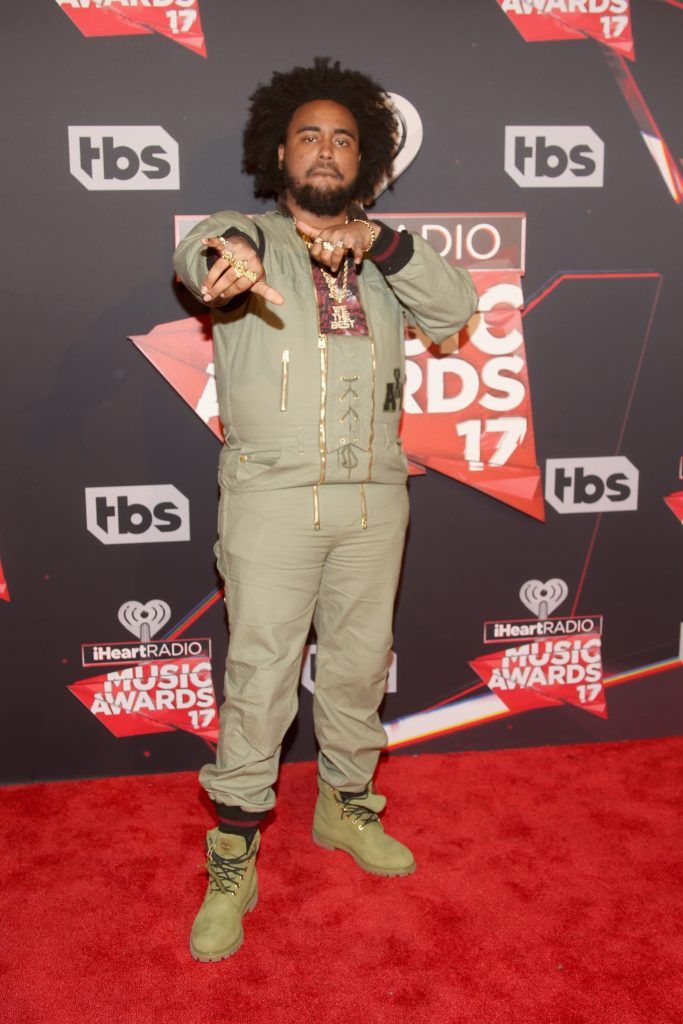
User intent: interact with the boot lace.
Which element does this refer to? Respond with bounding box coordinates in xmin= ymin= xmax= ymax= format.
xmin=205 ymin=841 xmax=252 ymax=896
xmin=337 ymin=797 xmax=379 ymax=831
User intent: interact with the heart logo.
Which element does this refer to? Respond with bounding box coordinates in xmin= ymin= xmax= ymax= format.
xmin=118 ymin=599 xmax=171 ymax=640
xmin=518 ymin=579 xmax=568 ymax=619
xmin=373 ymin=93 xmax=424 ymax=200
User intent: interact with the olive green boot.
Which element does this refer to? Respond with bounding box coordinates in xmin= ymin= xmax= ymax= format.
xmin=312 ymin=777 xmax=416 ymax=877
xmin=189 ymin=828 xmax=259 ymax=962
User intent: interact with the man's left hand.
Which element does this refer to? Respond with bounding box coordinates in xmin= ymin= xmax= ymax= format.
xmin=296 ymin=219 xmax=379 ymax=272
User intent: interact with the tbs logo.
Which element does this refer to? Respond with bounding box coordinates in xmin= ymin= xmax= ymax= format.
xmin=545 ymin=457 xmax=638 ymax=514
xmin=505 ymin=127 xmax=604 ymax=188
xmin=68 ymin=127 xmax=180 ymax=191
xmin=85 ymin=485 xmax=190 ymax=544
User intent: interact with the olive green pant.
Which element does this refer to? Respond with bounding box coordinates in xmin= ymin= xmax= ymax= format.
xmin=199 ymin=482 xmax=409 ymax=813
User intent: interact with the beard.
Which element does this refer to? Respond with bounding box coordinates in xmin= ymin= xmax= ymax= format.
xmin=281 ymin=164 xmax=359 ymax=217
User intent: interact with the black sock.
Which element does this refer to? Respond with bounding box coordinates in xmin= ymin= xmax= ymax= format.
xmin=214 ymin=802 xmax=268 ymax=850
xmin=339 ymin=787 xmax=368 ymax=802
xmin=218 ymin=822 xmax=258 ymax=848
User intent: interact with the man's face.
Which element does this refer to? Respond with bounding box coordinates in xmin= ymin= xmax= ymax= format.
xmin=278 ymin=99 xmax=361 ymax=217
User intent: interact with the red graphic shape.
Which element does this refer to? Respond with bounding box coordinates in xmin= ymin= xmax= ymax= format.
xmin=130 ymin=316 xmax=222 ymax=441
xmin=400 ymin=271 xmax=544 ymax=520
xmin=664 ymin=491 xmax=683 ymax=525
xmin=68 ymin=657 xmax=219 ymax=739
xmin=56 ymin=0 xmax=207 ymax=57
xmin=0 ymin=557 xmax=9 ymax=602
xmin=470 ymin=634 xmax=607 ymax=718
xmin=603 ymin=49 xmax=683 ymax=204
xmin=496 ymin=0 xmax=634 ymax=60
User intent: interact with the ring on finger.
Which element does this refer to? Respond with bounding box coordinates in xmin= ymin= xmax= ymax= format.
xmin=220 ymin=247 xmax=237 ymax=265
xmin=313 ymin=236 xmax=324 ymax=245
xmin=233 ymin=268 xmax=258 ymax=283
xmin=232 ymin=257 xmax=248 ymax=276
xmin=322 ymin=240 xmax=336 ymax=252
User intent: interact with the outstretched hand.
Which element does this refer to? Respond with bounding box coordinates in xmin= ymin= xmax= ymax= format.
xmin=296 ymin=219 xmax=377 ymax=272
xmin=200 ymin=236 xmax=284 ymax=306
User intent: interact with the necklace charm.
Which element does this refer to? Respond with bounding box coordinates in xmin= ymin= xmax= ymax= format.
xmin=330 ymin=304 xmax=355 ymax=331
xmin=314 ymin=254 xmax=357 ymax=332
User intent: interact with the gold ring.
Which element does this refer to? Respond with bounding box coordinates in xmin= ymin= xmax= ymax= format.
xmin=220 ymin=247 xmax=236 ymax=265
xmin=232 ymin=258 xmax=251 ymax=278
xmin=234 ymin=267 xmax=258 ymax=283
xmin=313 ymin=236 xmax=324 ymax=246
xmin=322 ymin=240 xmax=335 ymax=252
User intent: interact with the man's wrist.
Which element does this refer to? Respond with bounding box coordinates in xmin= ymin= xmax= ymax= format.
xmin=219 ymin=229 xmax=258 ymax=251
xmin=369 ymin=221 xmax=382 ymax=250
xmin=368 ymin=220 xmax=414 ymax=275
xmin=349 ymin=217 xmax=380 ymax=254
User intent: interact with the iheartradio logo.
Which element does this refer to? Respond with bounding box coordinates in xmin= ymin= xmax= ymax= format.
xmin=372 ymin=93 xmax=423 ymax=199
xmin=483 ymin=578 xmax=601 ymax=644
xmin=118 ymin=600 xmax=171 ymax=642
xmin=519 ymin=579 xmax=569 ymax=619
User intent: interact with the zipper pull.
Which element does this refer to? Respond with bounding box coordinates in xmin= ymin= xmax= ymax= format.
xmin=359 ymin=483 xmax=368 ymax=530
xmin=280 ymin=349 xmax=290 ymax=412
xmin=318 ymin=334 xmax=327 ymax=349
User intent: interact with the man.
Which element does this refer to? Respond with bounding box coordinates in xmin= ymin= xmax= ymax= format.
xmin=174 ymin=58 xmax=478 ymax=963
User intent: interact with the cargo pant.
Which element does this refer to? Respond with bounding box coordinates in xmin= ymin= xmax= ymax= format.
xmin=199 ymin=481 xmax=409 ymax=813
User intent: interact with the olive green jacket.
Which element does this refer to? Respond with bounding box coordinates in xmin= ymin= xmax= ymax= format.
xmin=174 ymin=207 xmax=478 ymax=491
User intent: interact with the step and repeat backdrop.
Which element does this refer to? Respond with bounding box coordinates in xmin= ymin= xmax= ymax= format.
xmin=1 ymin=1 xmax=682 ymax=783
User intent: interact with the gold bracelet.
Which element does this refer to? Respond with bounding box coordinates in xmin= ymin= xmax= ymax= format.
xmin=349 ymin=218 xmax=377 ymax=254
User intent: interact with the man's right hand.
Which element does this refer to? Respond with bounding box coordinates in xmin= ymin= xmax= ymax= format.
xmin=200 ymin=236 xmax=284 ymax=306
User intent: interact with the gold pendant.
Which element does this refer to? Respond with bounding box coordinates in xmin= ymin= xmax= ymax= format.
xmin=330 ymin=304 xmax=355 ymax=331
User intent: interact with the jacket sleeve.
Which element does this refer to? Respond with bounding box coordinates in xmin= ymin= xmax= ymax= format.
xmin=370 ymin=222 xmax=479 ymax=343
xmin=173 ymin=210 xmax=261 ymax=304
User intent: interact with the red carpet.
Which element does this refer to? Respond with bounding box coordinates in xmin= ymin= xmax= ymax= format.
xmin=2 ymin=738 xmax=682 ymax=1024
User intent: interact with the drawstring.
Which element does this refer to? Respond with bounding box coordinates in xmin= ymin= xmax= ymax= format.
xmin=359 ymin=483 xmax=368 ymax=530
xmin=338 ymin=443 xmax=359 ymax=473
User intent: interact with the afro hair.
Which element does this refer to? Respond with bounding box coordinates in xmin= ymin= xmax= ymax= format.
xmin=242 ymin=57 xmax=397 ymax=205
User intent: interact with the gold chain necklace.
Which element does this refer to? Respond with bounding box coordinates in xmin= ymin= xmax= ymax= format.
xmin=319 ymin=258 xmax=349 ymax=304
xmin=320 ymin=258 xmax=354 ymax=330
xmin=298 ymin=220 xmax=355 ymax=331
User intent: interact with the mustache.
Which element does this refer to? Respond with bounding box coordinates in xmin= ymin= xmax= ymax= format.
xmin=307 ymin=164 xmax=343 ymax=179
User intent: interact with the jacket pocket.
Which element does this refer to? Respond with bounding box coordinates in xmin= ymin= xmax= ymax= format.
xmin=219 ymin=444 xmax=282 ymax=487
xmin=239 ymin=450 xmax=280 ymax=467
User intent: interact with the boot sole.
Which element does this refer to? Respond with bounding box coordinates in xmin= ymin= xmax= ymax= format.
xmin=189 ymin=891 xmax=258 ymax=963
xmin=312 ymin=831 xmax=416 ymax=877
